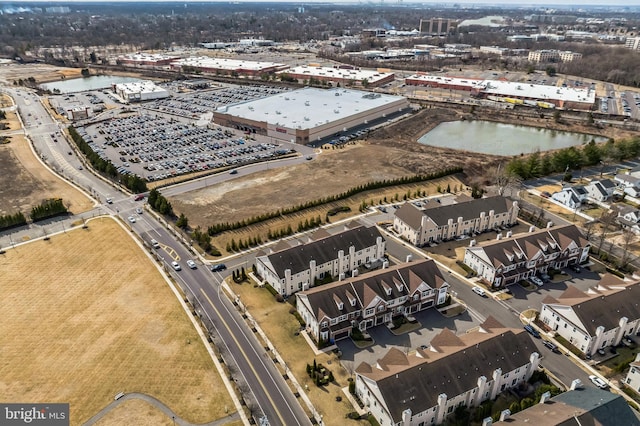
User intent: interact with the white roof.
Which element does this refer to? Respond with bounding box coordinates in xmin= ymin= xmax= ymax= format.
xmin=284 ymin=65 xmax=394 ymax=84
xmin=119 ymin=53 xmax=179 ymax=62
xmin=481 ymin=80 xmax=596 ymax=104
xmin=217 ymin=87 xmax=406 ymax=130
xmin=113 ymin=80 xmax=167 ymax=95
xmin=406 ymin=74 xmax=486 ymax=90
xmin=172 ymin=56 xmax=285 ymax=71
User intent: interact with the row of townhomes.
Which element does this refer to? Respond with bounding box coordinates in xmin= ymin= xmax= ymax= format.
xmin=463 ymin=224 xmax=590 ymax=288
xmin=295 ymin=259 xmax=449 ymax=343
xmin=393 ymin=196 xmax=519 ymax=247
xmin=540 ymin=274 xmax=640 ymax=357
xmin=550 ymin=178 xmax=618 ymax=209
xmin=255 ymin=224 xmax=386 ymax=296
xmin=354 ymin=317 xmax=540 ymax=426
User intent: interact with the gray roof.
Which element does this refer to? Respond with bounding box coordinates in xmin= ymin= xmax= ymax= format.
xmin=599 ymin=179 xmax=617 ymax=189
xmin=299 ymin=259 xmax=446 ymax=320
xmin=265 ymin=225 xmax=383 ymax=277
xmin=358 ymin=323 xmax=536 ymax=423
xmin=501 ymin=387 xmax=640 ymax=425
xmin=216 ymin=87 xmax=407 ymax=130
xmin=551 ymin=278 xmax=640 ymax=336
xmin=394 ymin=196 xmax=515 ymax=229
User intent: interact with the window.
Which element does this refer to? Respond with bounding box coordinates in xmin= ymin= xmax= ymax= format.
xmin=321 ymin=321 xmax=327 ymax=328
xmin=378 ymin=305 xmax=385 ymax=312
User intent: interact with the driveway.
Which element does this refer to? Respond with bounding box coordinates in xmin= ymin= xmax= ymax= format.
xmin=337 ymin=307 xmax=481 ymax=373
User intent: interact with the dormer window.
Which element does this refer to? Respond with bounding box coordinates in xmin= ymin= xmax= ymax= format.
xmin=385 ymin=287 xmax=392 ymax=296
xmin=396 ymin=282 xmax=404 ymax=292
xmin=337 ymin=302 xmax=344 ymax=310
xmin=350 ymin=298 xmax=357 ymax=307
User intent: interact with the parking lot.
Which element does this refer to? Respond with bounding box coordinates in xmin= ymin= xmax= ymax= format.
xmin=78 ymin=114 xmax=292 ymax=181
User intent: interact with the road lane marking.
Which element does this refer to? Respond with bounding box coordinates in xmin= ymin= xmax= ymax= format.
xmin=200 ymin=288 xmax=288 ymax=426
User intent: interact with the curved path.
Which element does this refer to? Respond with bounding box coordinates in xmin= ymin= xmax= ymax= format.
xmin=83 ymin=392 xmax=240 ymax=426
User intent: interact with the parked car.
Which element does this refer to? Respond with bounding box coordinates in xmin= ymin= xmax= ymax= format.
xmin=186 ymin=260 xmax=197 ymax=269
xmin=524 ymin=324 xmax=541 ymax=338
xmin=151 ymin=239 xmax=160 ymax=249
xmin=106 ymin=198 xmax=113 ymax=204
xmin=589 ymin=375 xmax=608 ymax=389
xmin=530 ymin=276 xmax=544 ymax=286
xmin=472 ymin=286 xmax=487 ymax=297
xmin=211 ymin=263 xmax=227 ymax=272
xmin=542 ymin=340 xmax=560 ymax=353
xmin=171 ymin=261 xmax=181 ymax=271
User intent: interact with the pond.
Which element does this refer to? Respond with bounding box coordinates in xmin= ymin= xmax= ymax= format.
xmin=418 ymin=120 xmax=608 ymax=156
xmin=40 ymin=75 xmax=142 ymax=94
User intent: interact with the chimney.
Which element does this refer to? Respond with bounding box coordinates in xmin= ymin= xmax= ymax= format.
xmin=547 ymin=221 xmax=553 ymax=228
xmin=406 ymin=254 xmax=413 ymax=262
xmin=482 ymin=418 xmax=492 ymax=426
xmin=339 ymin=272 xmax=346 ymax=281
xmin=506 ymin=230 xmax=512 ymax=238
xmin=570 ymin=379 xmax=583 ymax=390
xmin=352 ymin=269 xmax=358 ymax=278
xmin=539 ymin=391 xmax=551 ymax=403
xmin=496 ymin=233 xmax=502 ymax=240
xmin=529 ymin=225 xmax=535 ymax=233
xmin=470 ymin=239 xmax=476 ymax=247
xmin=382 ymin=260 xmax=389 ymax=269
xmin=499 ymin=409 xmax=511 ymax=422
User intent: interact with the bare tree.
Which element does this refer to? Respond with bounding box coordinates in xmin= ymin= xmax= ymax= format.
xmin=619 ymin=227 xmax=636 ymax=271
xmin=493 ymin=163 xmax=522 ymax=197
xmin=597 ymin=210 xmax=618 ymax=255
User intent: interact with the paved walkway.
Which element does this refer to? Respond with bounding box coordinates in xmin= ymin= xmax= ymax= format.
xmin=83 ymin=392 xmax=240 ymax=426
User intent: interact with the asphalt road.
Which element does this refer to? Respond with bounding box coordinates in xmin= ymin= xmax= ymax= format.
xmin=5 ymin=86 xmax=312 ymax=426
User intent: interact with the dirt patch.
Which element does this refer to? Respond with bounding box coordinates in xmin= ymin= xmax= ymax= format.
xmin=0 ymin=218 xmax=235 ymax=425
xmin=0 ymin=134 xmax=93 ymax=216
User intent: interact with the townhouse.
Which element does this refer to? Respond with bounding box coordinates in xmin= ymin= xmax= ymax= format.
xmin=393 ymin=196 xmax=519 ymax=247
xmin=463 ymin=224 xmax=590 ymax=288
xmin=355 ymin=317 xmax=539 ymax=426
xmin=616 ymin=205 xmax=640 ymax=233
xmin=539 ymin=275 xmax=640 ymax=356
xmin=614 ymin=173 xmax=640 ymax=198
xmin=255 ymin=224 xmax=385 ymax=297
xmin=295 ymin=259 xmax=448 ymax=343
xmin=624 ymin=353 xmax=640 ymax=394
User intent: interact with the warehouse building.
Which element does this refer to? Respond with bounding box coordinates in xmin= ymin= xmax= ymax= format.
xmin=111 ymin=80 xmax=169 ymax=103
xmin=214 ymin=87 xmax=410 ymax=144
xmin=170 ymin=56 xmax=287 ymax=77
xmin=282 ymin=65 xmax=395 ymax=87
xmin=117 ymin=52 xmax=180 ymax=67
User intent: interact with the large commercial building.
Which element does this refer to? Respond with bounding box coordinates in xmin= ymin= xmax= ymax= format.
xmin=418 ymin=18 xmax=458 ymax=35
xmin=214 ymin=87 xmax=409 ymax=144
xmin=282 ymin=65 xmax=395 ymax=87
xmin=626 ymin=36 xmax=640 ymax=51
xmin=527 ymin=49 xmax=583 ymax=63
xmin=170 ymin=56 xmax=287 ymax=77
xmin=117 ymin=52 xmax=180 ymax=67
xmin=111 ymin=80 xmax=169 ymax=103
xmin=405 ymin=74 xmax=596 ymax=110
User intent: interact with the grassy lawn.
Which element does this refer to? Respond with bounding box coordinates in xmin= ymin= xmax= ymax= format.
xmin=230 ymin=280 xmax=369 ymax=425
xmin=0 ymin=217 xmax=234 ymax=425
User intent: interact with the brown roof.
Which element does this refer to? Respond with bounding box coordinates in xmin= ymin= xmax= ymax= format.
xmin=394 ymin=203 xmax=427 ymax=230
xmin=429 ymin=328 xmax=464 ymax=350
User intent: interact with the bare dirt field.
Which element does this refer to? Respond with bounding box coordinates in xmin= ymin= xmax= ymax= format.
xmin=0 ymin=218 xmax=234 ymax=425
xmin=0 ymin=63 xmax=83 ymax=85
xmin=0 ymin=133 xmax=94 ymax=216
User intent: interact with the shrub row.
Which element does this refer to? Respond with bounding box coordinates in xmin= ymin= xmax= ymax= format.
xmin=30 ymin=198 xmax=67 ymax=222
xmin=0 ymin=211 xmax=27 ymax=231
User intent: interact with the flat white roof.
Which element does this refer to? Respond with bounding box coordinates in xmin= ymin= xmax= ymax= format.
xmin=217 ymin=87 xmax=407 ymax=130
xmin=482 ymin=80 xmax=596 ymax=104
xmin=406 ymin=74 xmax=596 ymax=104
xmin=172 ymin=56 xmax=285 ymax=71
xmin=284 ymin=65 xmax=394 ymax=84
xmin=114 ymin=80 xmax=168 ymax=95
xmin=119 ymin=53 xmax=179 ymax=62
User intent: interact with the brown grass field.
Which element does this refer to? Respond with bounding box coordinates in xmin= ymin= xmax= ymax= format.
xmin=228 ymin=279 xmax=368 ymax=426
xmin=0 ymin=218 xmax=234 ymax=425
xmin=0 ymin=126 xmax=94 ymax=217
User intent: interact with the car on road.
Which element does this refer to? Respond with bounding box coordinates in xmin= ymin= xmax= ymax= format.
xmin=305 ymin=155 xmax=313 ymax=160
xmin=135 ymin=208 xmax=143 ymax=214
xmin=171 ymin=261 xmax=181 ymax=271
xmin=542 ymin=340 xmax=560 ymax=353
xmin=524 ymin=324 xmax=541 ymax=338
xmin=151 ymin=239 xmax=160 ymax=249
xmin=106 ymin=198 xmax=113 ymax=204
xmin=134 ymin=194 xmax=146 ymax=201
xmin=211 ymin=263 xmax=227 ymax=272
xmin=186 ymin=260 xmax=197 ymax=269
xmin=127 ymin=216 xmax=136 ymax=223
xmin=229 ymin=169 xmax=238 ymax=175
xmin=589 ymin=375 xmax=608 ymax=389
xmin=472 ymin=286 xmax=487 ymax=297
xmin=530 ymin=276 xmax=544 ymax=286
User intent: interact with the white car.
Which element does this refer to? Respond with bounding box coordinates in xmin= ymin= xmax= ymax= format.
xmin=186 ymin=260 xmax=197 ymax=269
xmin=530 ymin=277 xmax=544 ymax=286
xmin=472 ymin=286 xmax=486 ymax=297
xmin=135 ymin=208 xmax=143 ymax=214
xmin=127 ymin=216 xmax=136 ymax=223
xmin=588 ymin=375 xmax=608 ymax=389
xmin=171 ymin=261 xmax=181 ymax=271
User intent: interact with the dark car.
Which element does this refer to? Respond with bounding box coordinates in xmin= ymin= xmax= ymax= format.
xmin=542 ymin=340 xmax=560 ymax=353
xmin=524 ymin=324 xmax=541 ymax=338
xmin=210 ymin=263 xmax=227 ymax=272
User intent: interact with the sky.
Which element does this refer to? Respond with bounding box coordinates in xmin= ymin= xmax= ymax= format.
xmin=6 ymin=0 xmax=640 ymax=3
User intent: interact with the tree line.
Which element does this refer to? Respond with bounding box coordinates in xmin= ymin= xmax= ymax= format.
xmin=68 ymin=126 xmax=147 ymax=193
xmin=0 ymin=211 xmax=27 ymax=231
xmin=30 ymin=198 xmax=68 ymax=222
xmin=505 ymin=137 xmax=640 ymax=180
xmin=206 ymin=167 xmax=462 ymax=236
